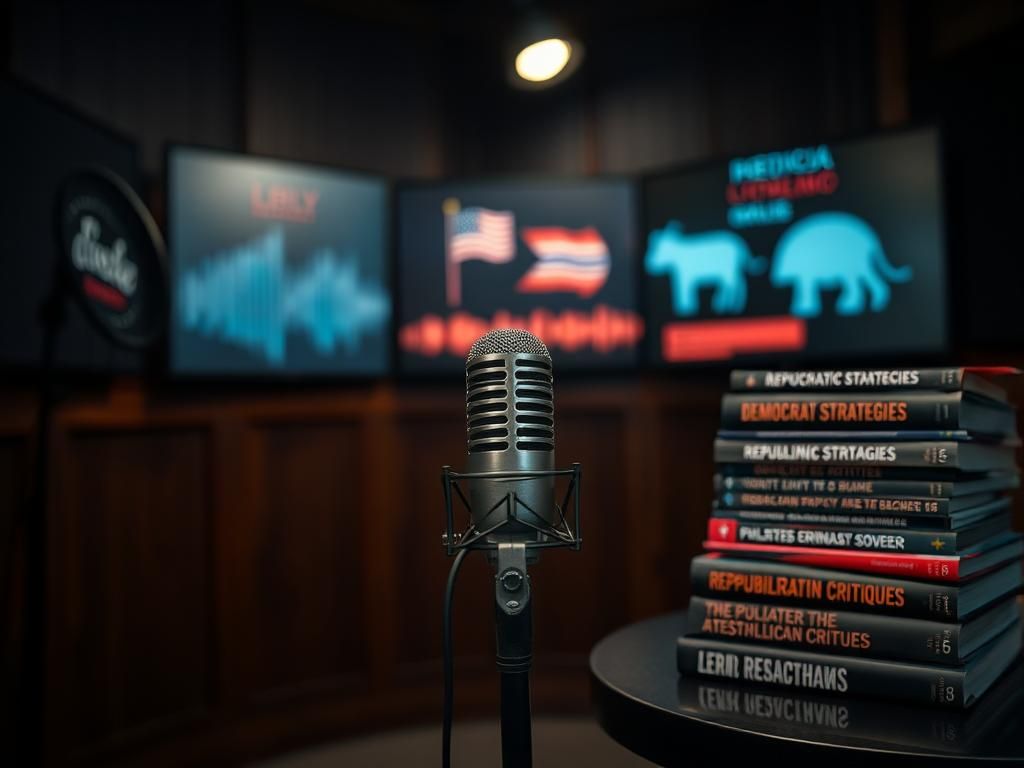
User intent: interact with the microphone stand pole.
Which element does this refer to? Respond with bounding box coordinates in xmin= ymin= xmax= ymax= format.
xmin=494 ymin=542 xmax=533 ymax=768
xmin=17 ymin=269 xmax=67 ymax=766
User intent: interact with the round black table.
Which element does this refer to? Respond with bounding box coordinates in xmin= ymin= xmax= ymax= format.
xmin=590 ymin=612 xmax=1024 ymax=766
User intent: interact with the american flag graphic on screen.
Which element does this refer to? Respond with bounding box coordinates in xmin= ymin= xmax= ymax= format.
xmin=515 ymin=226 xmax=611 ymax=298
xmin=445 ymin=206 xmax=515 ymax=306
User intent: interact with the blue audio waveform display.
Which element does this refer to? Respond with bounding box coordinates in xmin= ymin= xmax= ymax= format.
xmin=178 ymin=229 xmax=390 ymax=365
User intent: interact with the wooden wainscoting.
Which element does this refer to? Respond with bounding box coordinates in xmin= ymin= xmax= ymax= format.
xmin=4 ymin=372 xmax=1019 ymax=766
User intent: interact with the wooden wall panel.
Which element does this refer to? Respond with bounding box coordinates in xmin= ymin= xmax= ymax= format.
xmin=0 ymin=435 xmax=29 ymax=750
xmin=4 ymin=372 xmax=1013 ymax=766
xmin=659 ymin=404 xmax=721 ymax=608
xmin=226 ymin=422 xmax=371 ymax=702
xmin=392 ymin=412 xmax=495 ymax=682
xmin=531 ymin=409 xmax=630 ymax=664
xmin=50 ymin=429 xmax=210 ymax=754
xmin=0 ymin=435 xmax=29 ymax=521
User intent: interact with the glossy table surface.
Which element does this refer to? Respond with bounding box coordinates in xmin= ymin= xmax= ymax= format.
xmin=590 ymin=611 xmax=1024 ymax=766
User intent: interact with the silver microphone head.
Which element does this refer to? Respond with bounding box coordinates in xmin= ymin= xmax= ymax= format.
xmin=468 ymin=328 xmax=550 ymax=359
xmin=465 ymin=329 xmax=555 ymax=539
xmin=466 ymin=329 xmax=553 ymax=455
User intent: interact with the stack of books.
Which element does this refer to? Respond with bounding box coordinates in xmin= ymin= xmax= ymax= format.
xmin=678 ymin=367 xmax=1024 ymax=708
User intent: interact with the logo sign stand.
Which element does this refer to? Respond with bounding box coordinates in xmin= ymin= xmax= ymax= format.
xmin=17 ymin=168 xmax=167 ymax=765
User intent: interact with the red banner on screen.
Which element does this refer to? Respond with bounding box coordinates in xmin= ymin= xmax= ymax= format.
xmin=662 ymin=316 xmax=807 ymax=362
xmin=401 ymin=305 xmax=644 ymax=358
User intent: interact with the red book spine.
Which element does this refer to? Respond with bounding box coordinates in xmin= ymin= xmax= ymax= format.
xmin=702 ymin=537 xmax=962 ymax=582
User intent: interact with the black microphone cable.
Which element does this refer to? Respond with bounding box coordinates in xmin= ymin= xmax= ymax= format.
xmin=442 ymin=547 xmax=468 ymax=768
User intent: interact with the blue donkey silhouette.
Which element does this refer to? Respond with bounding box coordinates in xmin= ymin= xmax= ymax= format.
xmin=645 ymin=221 xmax=765 ymax=316
xmin=770 ymin=212 xmax=912 ymax=317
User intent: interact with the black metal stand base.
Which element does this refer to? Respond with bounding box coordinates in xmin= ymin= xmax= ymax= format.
xmin=500 ymin=672 xmax=532 ymax=767
xmin=495 ymin=542 xmax=533 ymax=768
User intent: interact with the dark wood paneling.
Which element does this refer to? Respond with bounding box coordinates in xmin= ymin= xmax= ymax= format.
xmin=393 ymin=412 xmax=494 ymax=679
xmin=531 ymin=409 xmax=630 ymax=662
xmin=225 ymin=422 xmax=371 ymax=702
xmin=0 ymin=435 xmax=29 ymax=750
xmin=0 ymin=373 xmax=1018 ymax=766
xmin=659 ymin=403 xmax=721 ymax=608
xmin=50 ymin=429 xmax=210 ymax=754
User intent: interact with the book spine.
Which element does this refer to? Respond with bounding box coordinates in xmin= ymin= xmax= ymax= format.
xmin=701 ymin=540 xmax=962 ymax=581
xmin=686 ymin=597 xmax=963 ymax=663
xmin=730 ymin=369 xmax=962 ymax=392
xmin=714 ymin=439 xmax=962 ymax=468
xmin=715 ymin=473 xmax=954 ymax=498
xmin=717 ymin=491 xmax=952 ymax=515
xmin=707 ymin=519 xmax=960 ymax=555
xmin=720 ymin=463 xmax=964 ymax=481
xmin=721 ymin=393 xmax=959 ymax=430
xmin=690 ymin=557 xmax=961 ymax=619
xmin=712 ymin=508 xmax=952 ymax=531
xmin=677 ymin=636 xmax=967 ymax=706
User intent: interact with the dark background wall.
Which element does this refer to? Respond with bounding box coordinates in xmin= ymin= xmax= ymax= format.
xmin=10 ymin=1 xmax=445 ymax=178
xmin=3 ymin=1 xmax=1024 ymax=766
xmin=9 ymin=1 xmax=877 ymax=179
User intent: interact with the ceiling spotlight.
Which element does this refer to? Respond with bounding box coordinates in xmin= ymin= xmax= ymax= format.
xmin=508 ymin=14 xmax=583 ymax=90
xmin=515 ymin=38 xmax=572 ymax=83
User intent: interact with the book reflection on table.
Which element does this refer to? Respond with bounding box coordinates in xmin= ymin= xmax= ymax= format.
xmin=676 ymin=655 xmax=1024 ymax=755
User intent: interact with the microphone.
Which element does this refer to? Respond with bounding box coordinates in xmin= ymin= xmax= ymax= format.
xmin=441 ymin=328 xmax=582 ymax=768
xmin=465 ymin=328 xmax=555 ymax=544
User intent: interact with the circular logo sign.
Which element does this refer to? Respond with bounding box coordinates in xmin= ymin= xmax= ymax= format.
xmin=57 ymin=168 xmax=168 ymax=349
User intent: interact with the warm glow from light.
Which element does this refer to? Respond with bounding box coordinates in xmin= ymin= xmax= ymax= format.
xmin=515 ymin=38 xmax=572 ymax=82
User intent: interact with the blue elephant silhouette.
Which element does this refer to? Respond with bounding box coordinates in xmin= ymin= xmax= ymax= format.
xmin=645 ymin=221 xmax=766 ymax=316
xmin=771 ymin=212 xmax=912 ymax=317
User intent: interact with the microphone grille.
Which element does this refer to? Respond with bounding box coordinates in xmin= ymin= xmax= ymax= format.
xmin=467 ymin=328 xmax=550 ymax=360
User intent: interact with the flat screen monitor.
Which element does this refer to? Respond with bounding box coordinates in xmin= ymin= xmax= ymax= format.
xmin=397 ymin=179 xmax=641 ymax=374
xmin=168 ymin=146 xmax=390 ymax=376
xmin=643 ymin=127 xmax=947 ymax=365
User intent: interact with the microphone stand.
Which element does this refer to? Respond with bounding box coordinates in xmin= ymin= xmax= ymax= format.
xmin=441 ymin=465 xmax=581 ymax=768
xmin=494 ymin=542 xmax=532 ymax=768
xmin=16 ymin=266 xmax=67 ymax=766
